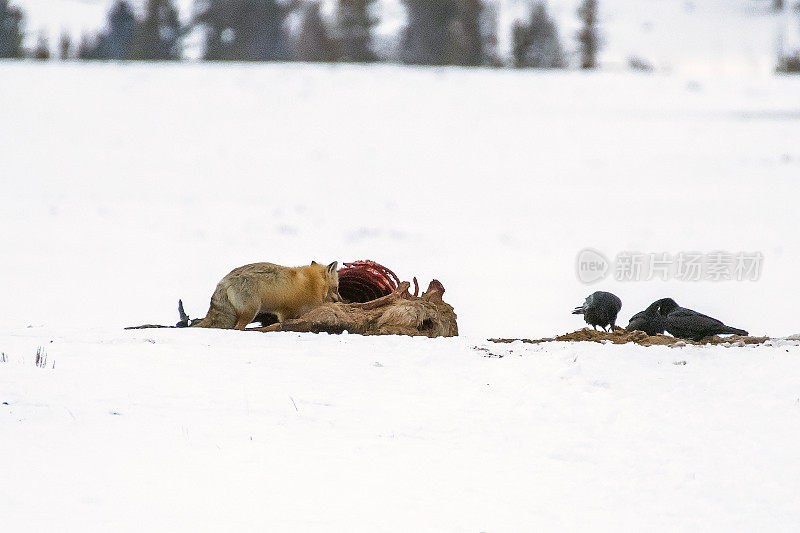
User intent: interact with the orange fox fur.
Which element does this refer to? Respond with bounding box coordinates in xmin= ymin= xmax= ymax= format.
xmin=193 ymin=261 xmax=341 ymax=330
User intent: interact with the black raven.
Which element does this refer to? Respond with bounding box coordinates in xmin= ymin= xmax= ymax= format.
xmin=658 ymin=298 xmax=748 ymax=341
xmin=572 ymin=291 xmax=622 ymax=331
xmin=626 ymin=299 xmax=667 ymax=336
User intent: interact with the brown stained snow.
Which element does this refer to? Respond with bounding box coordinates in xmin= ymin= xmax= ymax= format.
xmin=489 ymin=328 xmax=772 ymax=347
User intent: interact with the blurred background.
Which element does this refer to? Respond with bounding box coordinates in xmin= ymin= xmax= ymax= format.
xmin=2 ymin=0 xmax=800 ymax=74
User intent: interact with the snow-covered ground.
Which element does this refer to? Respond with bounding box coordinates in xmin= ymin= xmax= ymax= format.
xmin=2 ymin=328 xmax=800 ymax=531
xmin=2 ymin=62 xmax=800 ymax=530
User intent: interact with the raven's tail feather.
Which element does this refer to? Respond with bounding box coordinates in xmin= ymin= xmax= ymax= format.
xmin=722 ymin=326 xmax=748 ymax=336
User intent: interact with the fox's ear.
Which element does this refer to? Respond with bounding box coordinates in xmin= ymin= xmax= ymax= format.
xmin=311 ymin=260 xmax=318 ymax=266
xmin=327 ymin=261 xmax=338 ymax=274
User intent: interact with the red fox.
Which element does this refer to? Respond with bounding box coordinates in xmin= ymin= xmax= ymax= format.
xmin=193 ymin=261 xmax=341 ymax=330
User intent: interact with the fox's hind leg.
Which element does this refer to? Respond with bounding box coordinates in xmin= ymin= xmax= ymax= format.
xmin=233 ymin=305 xmax=259 ymax=330
xmin=234 ymin=312 xmax=258 ymax=329
xmin=226 ymin=280 xmax=261 ymax=330
xmin=193 ymin=284 xmax=238 ymax=328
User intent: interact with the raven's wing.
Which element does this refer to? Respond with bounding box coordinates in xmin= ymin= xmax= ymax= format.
xmin=626 ymin=310 xmax=645 ymax=328
xmin=626 ymin=317 xmax=646 ymax=331
xmin=668 ymin=308 xmax=726 ymax=330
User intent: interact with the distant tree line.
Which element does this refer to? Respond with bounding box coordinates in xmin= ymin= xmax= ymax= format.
xmin=72 ymin=0 xmax=181 ymax=60
xmin=1 ymin=0 xmax=606 ymax=70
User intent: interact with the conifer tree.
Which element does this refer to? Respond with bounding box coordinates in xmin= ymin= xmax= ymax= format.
xmin=196 ymin=0 xmax=296 ymax=61
xmin=0 ymin=0 xmax=25 ymax=58
xmin=59 ymin=31 xmax=72 ymax=59
xmin=133 ymin=0 xmax=182 ymax=60
xmin=297 ymin=2 xmax=337 ymax=62
xmin=576 ymin=0 xmax=600 ymax=69
xmin=335 ymin=0 xmax=377 ymax=62
xmin=512 ymin=1 xmax=565 ymax=69
xmin=106 ymin=0 xmax=136 ymax=59
xmin=400 ymin=0 xmax=459 ymax=65
xmin=446 ymin=0 xmax=483 ymax=66
xmin=33 ymin=32 xmax=49 ymax=59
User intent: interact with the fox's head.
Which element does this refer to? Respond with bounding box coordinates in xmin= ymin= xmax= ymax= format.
xmin=312 ymin=260 xmax=342 ymax=303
